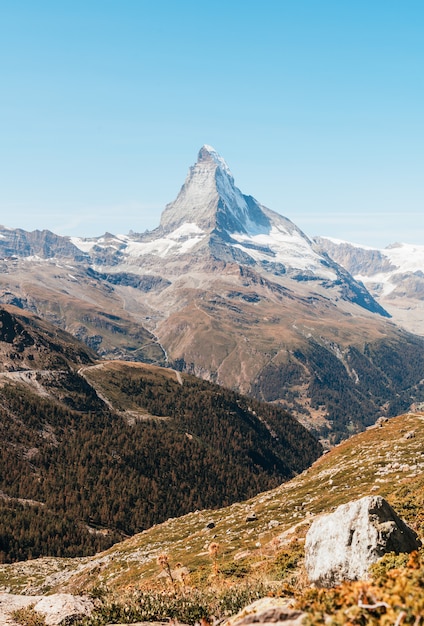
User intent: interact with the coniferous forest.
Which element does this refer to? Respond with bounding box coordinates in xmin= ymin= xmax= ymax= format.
xmin=0 ymin=364 xmax=322 ymax=562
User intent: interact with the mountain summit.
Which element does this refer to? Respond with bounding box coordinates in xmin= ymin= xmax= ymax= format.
xmin=58 ymin=146 xmax=384 ymax=297
xmin=147 ymin=146 xmax=359 ymax=283
xmin=160 ymin=144 xmax=271 ymax=236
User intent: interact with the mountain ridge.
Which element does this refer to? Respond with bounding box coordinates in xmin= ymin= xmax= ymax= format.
xmin=0 ymin=148 xmax=423 ymax=440
xmin=315 ymin=236 xmax=424 ymax=336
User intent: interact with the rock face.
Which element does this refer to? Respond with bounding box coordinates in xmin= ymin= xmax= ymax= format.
xmin=305 ymin=496 xmax=421 ymax=587
xmin=0 ymin=226 xmax=88 ymax=261
xmin=33 ymin=594 xmax=94 ymax=625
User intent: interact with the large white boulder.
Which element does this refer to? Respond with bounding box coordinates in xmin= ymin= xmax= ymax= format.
xmin=305 ymin=495 xmax=421 ymax=587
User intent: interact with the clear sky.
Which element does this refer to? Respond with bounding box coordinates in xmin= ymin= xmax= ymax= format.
xmin=0 ymin=1 xmax=423 ymax=248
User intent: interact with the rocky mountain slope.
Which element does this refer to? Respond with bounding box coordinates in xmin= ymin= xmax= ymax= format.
xmin=1 ymin=409 xmax=422 ymax=624
xmin=1 ymin=148 xmax=424 ymax=441
xmin=0 ymin=245 xmax=166 ymax=364
xmin=0 ymin=303 xmax=96 ymax=371
xmin=315 ymin=236 xmax=424 ymax=337
xmin=0 ymin=304 xmax=322 ymax=563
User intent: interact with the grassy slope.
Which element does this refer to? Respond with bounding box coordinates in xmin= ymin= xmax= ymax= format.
xmin=1 ymin=411 xmax=422 ymax=597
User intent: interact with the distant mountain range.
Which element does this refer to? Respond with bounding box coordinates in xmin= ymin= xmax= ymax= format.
xmin=315 ymin=237 xmax=424 ymax=336
xmin=0 ymin=146 xmax=423 ymax=441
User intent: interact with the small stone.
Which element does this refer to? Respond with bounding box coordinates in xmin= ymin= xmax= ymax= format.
xmin=245 ymin=512 xmax=257 ymax=522
xmin=404 ymin=430 xmax=416 ymax=439
xmin=375 ymin=416 xmax=389 ymax=426
xmin=222 ymin=598 xmax=306 ymax=626
xmin=205 ymin=521 xmax=215 ymax=529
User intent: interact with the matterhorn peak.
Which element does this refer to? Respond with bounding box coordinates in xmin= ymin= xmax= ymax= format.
xmin=197 ymin=145 xmax=233 ymax=179
xmin=159 ymin=145 xmax=270 ymax=236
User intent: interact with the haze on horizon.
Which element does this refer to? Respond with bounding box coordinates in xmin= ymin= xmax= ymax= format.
xmin=0 ymin=1 xmax=423 ymax=249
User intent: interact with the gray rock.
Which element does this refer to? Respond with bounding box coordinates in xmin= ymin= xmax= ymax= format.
xmin=404 ymin=430 xmax=416 ymax=439
xmin=305 ymin=495 xmax=421 ymax=587
xmin=222 ymin=598 xmax=306 ymax=626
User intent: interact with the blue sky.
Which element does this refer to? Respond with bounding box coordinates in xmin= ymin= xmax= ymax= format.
xmin=0 ymin=1 xmax=423 ymax=247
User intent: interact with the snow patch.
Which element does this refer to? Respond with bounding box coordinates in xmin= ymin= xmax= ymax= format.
xmin=232 ymin=226 xmax=337 ymax=278
xmin=71 ymin=237 xmax=97 ymax=253
xmin=124 ymin=223 xmax=205 ymax=258
xmin=322 ymin=236 xmax=376 ymax=251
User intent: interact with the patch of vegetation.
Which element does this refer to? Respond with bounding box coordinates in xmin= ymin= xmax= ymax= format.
xmin=75 ymin=583 xmax=272 ymax=626
xmin=0 ymin=501 xmax=118 ymax=562
xmin=252 ymin=333 xmax=424 ymax=443
xmin=11 ymin=605 xmax=46 ymax=626
xmin=270 ymin=540 xmax=304 ymax=581
xmin=297 ymin=549 xmax=424 ymax=625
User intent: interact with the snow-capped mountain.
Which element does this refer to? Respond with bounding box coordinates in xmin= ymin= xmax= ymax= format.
xmin=74 ymin=144 xmax=334 ymax=277
xmin=1 ymin=146 xmax=424 ymax=442
xmin=315 ymin=237 xmax=424 ymax=336
xmin=157 ymin=144 xmax=328 ymax=276
xmin=70 ymin=145 xmax=386 ymax=315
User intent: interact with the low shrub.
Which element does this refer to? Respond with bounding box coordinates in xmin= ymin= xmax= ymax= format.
xmin=11 ymin=606 xmax=46 ymax=626
xmin=75 ymin=583 xmax=272 ymax=625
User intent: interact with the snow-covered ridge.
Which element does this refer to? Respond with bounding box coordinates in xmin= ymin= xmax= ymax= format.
xmin=322 ymin=237 xmax=424 ymax=270
xmin=232 ymin=225 xmax=336 ymax=278
xmin=72 ymin=217 xmax=335 ymax=277
xmin=321 ymin=236 xmax=376 ymax=251
xmin=71 ymin=223 xmax=206 ymax=259
xmin=318 ymin=237 xmax=424 ymax=275
xmin=317 ymin=237 xmax=424 ymax=297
